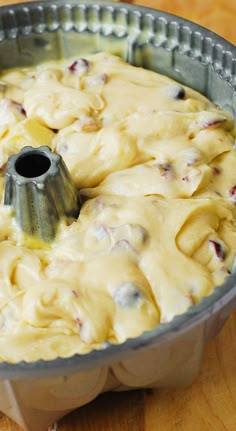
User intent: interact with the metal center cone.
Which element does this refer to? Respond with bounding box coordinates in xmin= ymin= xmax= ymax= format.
xmin=4 ymin=146 xmax=80 ymax=243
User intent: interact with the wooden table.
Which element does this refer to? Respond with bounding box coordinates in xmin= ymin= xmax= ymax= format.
xmin=0 ymin=0 xmax=236 ymax=430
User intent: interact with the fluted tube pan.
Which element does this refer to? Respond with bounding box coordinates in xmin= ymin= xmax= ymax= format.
xmin=4 ymin=146 xmax=80 ymax=243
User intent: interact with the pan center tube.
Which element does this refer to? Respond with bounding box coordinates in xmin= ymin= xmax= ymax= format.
xmin=4 ymin=146 xmax=80 ymax=243
xmin=15 ymin=152 xmax=51 ymax=178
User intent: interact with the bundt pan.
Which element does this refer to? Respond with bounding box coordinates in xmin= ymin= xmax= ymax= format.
xmin=0 ymin=1 xmax=235 ymax=430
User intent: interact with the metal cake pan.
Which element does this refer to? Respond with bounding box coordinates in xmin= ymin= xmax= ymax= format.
xmin=0 ymin=1 xmax=235 ymax=430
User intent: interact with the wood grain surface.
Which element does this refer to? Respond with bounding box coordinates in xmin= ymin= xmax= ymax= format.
xmin=0 ymin=0 xmax=235 ymax=430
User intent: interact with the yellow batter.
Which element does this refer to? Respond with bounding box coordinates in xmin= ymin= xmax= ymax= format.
xmin=0 ymin=53 xmax=235 ymax=363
